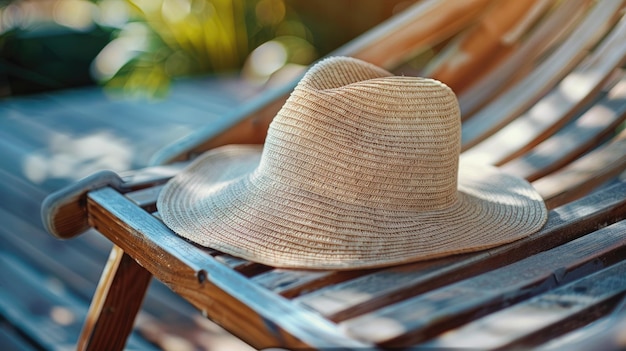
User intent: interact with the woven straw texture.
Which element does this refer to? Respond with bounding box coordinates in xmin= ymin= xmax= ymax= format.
xmin=157 ymin=56 xmax=547 ymax=270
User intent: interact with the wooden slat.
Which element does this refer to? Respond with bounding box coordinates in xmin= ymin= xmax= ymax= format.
xmin=0 ymin=67 xmax=282 ymax=351
xmin=460 ymin=1 xmax=625 ymax=149
xmin=290 ymin=181 xmax=626 ymax=321
xmin=457 ymin=0 xmax=594 ymax=117
xmin=501 ymin=74 xmax=626 ymax=181
xmin=418 ymin=260 xmax=626 ymax=350
xmin=124 ymin=176 xmax=625 ymax=300
xmin=126 ymin=189 xmax=273 ymax=275
xmin=134 ymin=187 xmax=370 ymax=294
xmin=77 ymin=245 xmax=152 ymax=351
xmin=535 ymin=297 xmax=626 ymax=351
xmin=117 ymin=162 xmax=189 ymax=189
xmin=461 ymin=15 xmax=626 ymax=165
xmin=42 ymin=170 xmax=126 ymax=239
xmin=533 ymin=128 xmax=626 ymax=208
xmin=1 ymin=208 xmax=253 ymax=351
xmin=125 ymin=185 xmax=165 ymax=212
xmin=116 ymin=77 xmax=626 ymax=301
xmin=424 ymin=0 xmax=554 ymax=94
xmin=336 ymin=0 xmax=493 ymax=69
xmin=27 ymin=2 xmax=626 ymax=349
xmin=339 ymin=219 xmax=626 ymax=346
xmin=253 ymin=269 xmax=367 ymax=299
xmin=155 ymin=212 xmax=253 ymax=274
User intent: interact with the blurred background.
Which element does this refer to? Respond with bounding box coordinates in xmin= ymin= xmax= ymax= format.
xmin=0 ymin=0 xmax=416 ymax=98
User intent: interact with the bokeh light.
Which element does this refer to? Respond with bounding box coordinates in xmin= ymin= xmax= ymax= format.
xmin=91 ymin=22 xmax=150 ymax=81
xmin=52 ymin=0 xmax=96 ymax=31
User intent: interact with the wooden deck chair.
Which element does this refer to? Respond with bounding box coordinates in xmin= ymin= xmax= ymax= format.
xmin=41 ymin=1 xmax=626 ymax=350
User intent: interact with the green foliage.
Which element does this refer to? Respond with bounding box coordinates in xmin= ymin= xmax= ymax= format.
xmin=97 ymin=0 xmax=315 ymax=98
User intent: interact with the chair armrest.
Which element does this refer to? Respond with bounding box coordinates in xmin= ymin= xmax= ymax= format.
xmin=41 ymin=170 xmax=124 ymax=239
xmin=41 ymin=161 xmax=188 ymax=239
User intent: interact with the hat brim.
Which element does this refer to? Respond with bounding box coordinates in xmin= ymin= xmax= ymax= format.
xmin=157 ymin=145 xmax=547 ymax=270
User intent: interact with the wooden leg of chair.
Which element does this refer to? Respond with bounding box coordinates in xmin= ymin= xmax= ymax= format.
xmin=77 ymin=245 xmax=152 ymax=351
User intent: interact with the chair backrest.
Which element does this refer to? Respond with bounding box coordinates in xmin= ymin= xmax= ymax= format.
xmin=423 ymin=0 xmax=558 ymax=95
xmin=460 ymin=0 xmax=626 ymax=149
xmin=452 ymin=0 xmax=595 ymax=116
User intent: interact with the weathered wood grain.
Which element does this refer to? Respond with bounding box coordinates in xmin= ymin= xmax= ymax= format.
xmin=336 ymin=0 xmax=493 ymax=69
xmin=418 ymin=260 xmax=626 ymax=350
xmin=27 ymin=1 xmax=626 ymax=349
xmin=534 ymin=128 xmax=626 ymax=208
xmin=77 ymin=245 xmax=152 ymax=351
xmin=538 ymin=297 xmax=626 ymax=351
xmin=252 ymin=269 xmax=367 ymax=299
xmin=340 ymin=219 xmax=626 ymax=346
xmin=501 ymin=74 xmax=626 ymax=181
xmin=42 ymin=162 xmax=187 ymax=239
xmin=1 ymin=205 xmax=238 ymax=351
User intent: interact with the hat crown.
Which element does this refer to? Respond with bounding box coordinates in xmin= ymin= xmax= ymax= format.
xmin=256 ymin=57 xmax=461 ymax=211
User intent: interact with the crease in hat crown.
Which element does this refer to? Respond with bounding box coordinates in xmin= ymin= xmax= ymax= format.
xmin=252 ymin=56 xmax=462 ymax=211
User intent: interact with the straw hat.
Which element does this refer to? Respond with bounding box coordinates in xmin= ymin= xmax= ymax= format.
xmin=157 ymin=56 xmax=547 ymax=270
